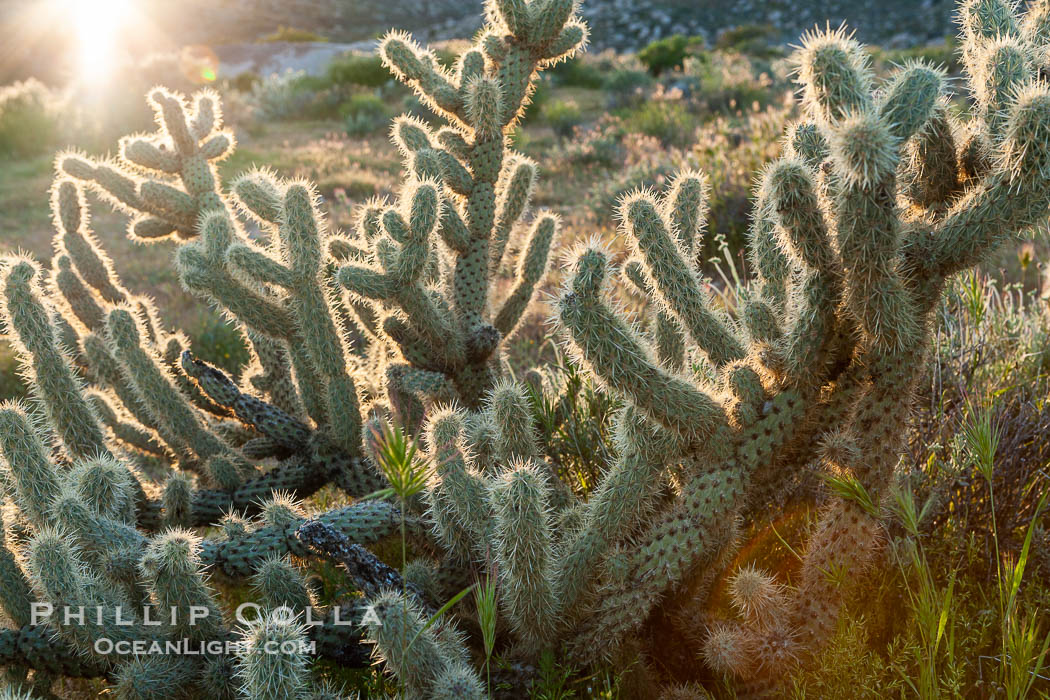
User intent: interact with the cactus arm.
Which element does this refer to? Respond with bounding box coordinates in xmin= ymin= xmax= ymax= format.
xmin=106 ymin=308 xmax=254 ymax=485
xmin=621 ymin=194 xmax=746 ymax=367
xmin=0 ymin=540 xmax=34 ymax=629
xmin=244 ymin=331 xmax=305 ymax=418
xmin=915 ymin=84 xmax=1050 ymax=284
xmin=0 ymin=259 xmax=109 ymax=461
xmin=493 ymin=214 xmax=557 ymax=337
xmin=64 ymin=89 xmax=232 ymax=242
xmin=747 ymin=191 xmax=792 ymax=314
xmin=557 ymin=246 xmax=729 ymax=444
xmin=175 ymin=213 xmax=295 ymax=339
xmin=381 ymin=33 xmax=466 ymax=124
xmin=490 ymin=158 xmax=538 ymax=272
xmin=180 ymin=352 xmax=311 ymax=450
xmin=81 ymin=332 xmax=189 ymax=461
xmin=0 ymin=404 xmax=62 ymax=526
xmin=899 ymin=102 xmax=962 ymax=210
xmin=51 ymin=255 xmax=105 ymax=333
xmin=224 ymin=244 xmax=297 ymax=288
xmin=877 ymin=62 xmax=945 ymax=143
xmin=201 ymin=500 xmax=408 ymax=579
xmin=830 ymin=111 xmax=919 ymax=350
xmin=567 ymin=388 xmax=806 ymax=660
xmin=51 ymin=180 xmax=128 ymax=304
xmin=761 ymin=158 xmax=841 ymax=384
xmin=296 ymin=519 xmax=429 ymax=606
xmin=553 ymin=407 xmax=679 ymax=616
xmin=365 ymin=590 xmax=456 ymax=697
xmin=424 ymin=408 xmax=491 ymax=560
xmin=439 ymin=203 xmax=473 ymax=253
xmin=227 ymin=178 xmax=365 ymax=454
xmin=795 ymin=27 xmax=874 ymax=124
xmin=623 ymin=259 xmax=687 ymax=370
xmin=490 ymin=462 xmax=558 ymax=651
xmin=0 ymin=624 xmax=109 ymax=678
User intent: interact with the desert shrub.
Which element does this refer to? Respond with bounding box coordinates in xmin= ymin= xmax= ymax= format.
xmin=324 ymin=52 xmax=393 ymax=88
xmin=230 ymin=71 xmax=261 ymax=93
xmin=138 ymin=50 xmax=207 ymax=93
xmin=715 ymin=23 xmax=782 ymax=57
xmin=553 ymin=49 xmax=653 ymax=100
xmin=275 ymin=53 xmax=397 ymax=123
xmin=541 ymin=98 xmax=583 ymax=139
xmin=520 ymin=75 xmax=553 ymax=124
xmin=638 ymin=34 xmax=705 ymax=76
xmin=190 ymin=314 xmax=251 ymax=376
xmin=0 ymin=342 xmax=25 ymax=402
xmin=685 ymin=105 xmax=791 ymax=255
xmin=902 ymin=276 xmax=1050 ymax=577
xmin=0 ymin=78 xmax=63 ymax=158
xmin=872 ymin=38 xmax=962 ymax=76
xmin=587 ymin=132 xmax=677 ymax=223
xmin=603 ymin=67 xmax=654 ymax=108
xmin=342 ymin=92 xmax=392 ymax=136
xmin=526 ymin=358 xmax=620 ymax=494
xmin=622 ymin=98 xmax=696 ymax=147
xmin=248 ymin=68 xmax=313 ymax=120
xmin=789 ymin=619 xmax=900 ymax=698
xmin=550 ymin=54 xmax=607 ymax=88
xmin=582 ymin=102 xmax=787 ymax=262
xmin=563 ymin=115 xmax=629 ymax=167
xmin=588 ymin=161 xmax=675 ymax=222
xmin=258 ymin=25 xmax=328 ymax=43
xmin=684 ymin=51 xmax=784 ymax=113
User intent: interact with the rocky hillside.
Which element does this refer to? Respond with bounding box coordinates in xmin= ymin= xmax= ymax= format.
xmin=169 ymin=0 xmax=956 ymax=50
xmin=0 ymin=0 xmax=963 ymax=84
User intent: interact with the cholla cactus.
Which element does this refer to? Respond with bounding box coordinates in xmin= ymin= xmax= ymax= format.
xmin=550 ymin=0 xmax=1050 ymax=689
xmin=337 ymin=0 xmax=583 ymax=414
xmin=0 ymin=0 xmax=580 ymax=695
xmin=1 ymin=0 xmax=1050 ymax=697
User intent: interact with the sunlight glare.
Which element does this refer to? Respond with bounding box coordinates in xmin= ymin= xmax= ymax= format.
xmin=62 ymin=0 xmax=132 ymax=84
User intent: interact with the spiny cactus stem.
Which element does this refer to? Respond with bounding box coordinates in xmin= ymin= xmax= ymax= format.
xmin=296 ymin=520 xmax=430 ymax=606
xmin=180 ymin=352 xmax=312 ymax=450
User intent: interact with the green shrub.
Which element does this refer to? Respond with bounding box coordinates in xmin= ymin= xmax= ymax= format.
xmin=563 ymin=115 xmax=628 ymax=167
xmin=551 ymin=55 xmax=606 ymax=89
xmin=588 ymin=160 xmax=676 ymax=224
xmin=191 ymin=314 xmax=250 ymax=377
xmin=638 ymin=34 xmax=704 ymax=76
xmin=520 ymin=75 xmax=553 ymax=124
xmin=683 ymin=50 xmax=783 ymax=113
xmin=258 ymin=26 xmax=328 ymax=43
xmin=622 ymin=99 xmax=696 ymax=147
xmin=541 ymin=99 xmax=583 ymax=139
xmin=230 ymin=71 xmax=261 ymax=93
xmin=689 ymin=106 xmax=788 ymax=258
xmin=0 ymin=341 xmax=26 ymax=402
xmin=527 ymin=359 xmax=619 ymax=493
xmin=0 ymin=79 xmax=63 ymax=159
xmin=248 ymin=69 xmax=314 ymax=120
xmin=715 ymin=24 xmax=781 ymax=57
xmin=872 ymin=38 xmax=962 ymax=76
xmin=342 ymin=92 xmax=392 ymax=136
xmin=603 ymin=68 xmax=654 ymax=108
xmin=324 ymin=53 xmax=393 ymax=88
